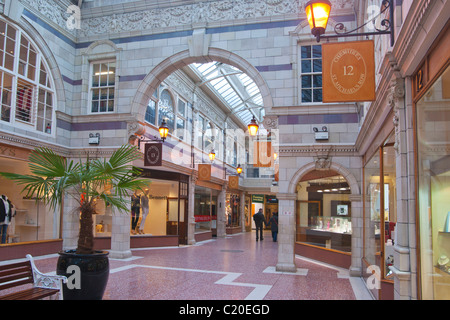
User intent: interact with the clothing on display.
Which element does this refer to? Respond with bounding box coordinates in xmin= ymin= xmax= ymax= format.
xmin=131 ymin=191 xmax=141 ymax=234
xmin=138 ymin=190 xmax=150 ymax=234
xmin=0 ymin=194 xmax=15 ymax=244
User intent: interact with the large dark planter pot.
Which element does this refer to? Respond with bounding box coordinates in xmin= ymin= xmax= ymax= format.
xmin=56 ymin=250 xmax=109 ymax=300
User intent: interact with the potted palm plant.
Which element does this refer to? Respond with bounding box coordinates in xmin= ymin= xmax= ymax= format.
xmin=0 ymin=144 xmax=147 ymax=299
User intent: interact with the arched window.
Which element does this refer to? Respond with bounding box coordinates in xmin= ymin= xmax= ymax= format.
xmin=0 ymin=18 xmax=55 ymax=134
xmin=158 ymin=89 xmax=174 ymax=132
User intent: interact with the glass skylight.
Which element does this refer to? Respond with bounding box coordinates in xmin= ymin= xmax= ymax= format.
xmin=190 ymin=62 xmax=264 ymax=127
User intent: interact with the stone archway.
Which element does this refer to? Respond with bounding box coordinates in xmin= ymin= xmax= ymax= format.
xmin=130 ymin=47 xmax=274 ymax=123
xmin=277 ymin=160 xmax=362 ymax=275
xmin=288 ymin=161 xmax=360 ymax=196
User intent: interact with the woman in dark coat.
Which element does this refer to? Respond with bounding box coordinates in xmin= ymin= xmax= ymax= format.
xmin=267 ymin=212 xmax=278 ymax=242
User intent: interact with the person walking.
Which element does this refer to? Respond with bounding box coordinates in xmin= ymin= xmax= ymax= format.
xmin=253 ymin=208 xmax=266 ymax=241
xmin=267 ymin=212 xmax=278 ymax=242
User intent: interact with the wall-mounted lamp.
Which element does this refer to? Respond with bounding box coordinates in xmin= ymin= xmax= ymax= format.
xmin=138 ymin=119 xmax=169 ymax=149
xmin=89 ymin=133 xmax=100 ymax=145
xmin=208 ymin=149 xmax=216 ymax=162
xmin=248 ymin=116 xmax=259 ymax=136
xmin=305 ymin=0 xmax=394 ymax=46
xmin=236 ymin=164 xmax=243 ymax=175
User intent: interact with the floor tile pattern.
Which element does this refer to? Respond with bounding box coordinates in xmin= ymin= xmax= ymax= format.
xmin=2 ymin=231 xmax=369 ymax=300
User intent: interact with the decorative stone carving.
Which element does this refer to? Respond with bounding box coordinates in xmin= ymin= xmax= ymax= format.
xmin=128 ymin=121 xmax=146 ymax=136
xmin=262 ymin=115 xmax=278 ymax=130
xmin=299 ymin=0 xmax=355 ymax=11
xmin=78 ymin=0 xmax=301 ymax=37
xmin=314 ymin=157 xmax=332 ymax=170
xmin=21 ymin=0 xmax=78 ymax=37
xmin=389 ymin=78 xmax=405 ymax=152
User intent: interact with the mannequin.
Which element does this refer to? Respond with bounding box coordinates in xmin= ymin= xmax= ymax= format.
xmin=130 ymin=190 xmax=141 ymax=235
xmin=0 ymin=194 xmax=15 ymax=244
xmin=138 ymin=189 xmax=149 ymax=234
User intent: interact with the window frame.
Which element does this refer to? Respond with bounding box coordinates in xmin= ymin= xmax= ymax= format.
xmin=0 ymin=18 xmax=56 ymax=135
xmin=299 ymin=44 xmax=323 ymax=104
xmin=89 ymin=59 xmax=117 ymax=114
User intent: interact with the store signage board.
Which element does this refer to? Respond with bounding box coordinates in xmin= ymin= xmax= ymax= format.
xmin=198 ymin=164 xmax=211 ymax=181
xmin=251 ymin=194 xmax=265 ymax=203
xmin=322 ymin=40 xmax=375 ymax=103
xmin=228 ymin=176 xmax=239 ymax=189
xmin=144 ymin=143 xmax=162 ymax=166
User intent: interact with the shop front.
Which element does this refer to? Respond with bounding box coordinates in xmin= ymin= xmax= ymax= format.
xmin=362 ymin=132 xmax=396 ymax=300
xmin=93 ymin=168 xmax=189 ymax=248
xmin=249 ymin=194 xmax=278 ymax=230
xmin=0 ymin=144 xmax=62 ymax=261
xmin=226 ymin=192 xmax=241 ymax=234
xmin=294 ymin=170 xmax=352 ymax=269
xmin=414 ymin=23 xmax=450 ymax=300
xmin=194 ymin=182 xmax=220 ymax=241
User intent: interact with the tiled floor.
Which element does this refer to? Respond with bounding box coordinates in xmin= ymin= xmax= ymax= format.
xmin=2 ymin=231 xmax=373 ymax=300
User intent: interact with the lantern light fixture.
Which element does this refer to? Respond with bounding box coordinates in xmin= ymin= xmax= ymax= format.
xmin=305 ymin=0 xmax=332 ymax=41
xmin=305 ymin=0 xmax=394 ymax=46
xmin=158 ymin=119 xmax=169 ymax=142
xmin=236 ymin=164 xmax=243 ymax=175
xmin=137 ymin=119 xmax=169 ymax=149
xmin=248 ymin=116 xmax=259 ymax=136
xmin=208 ymin=149 xmax=216 ymax=162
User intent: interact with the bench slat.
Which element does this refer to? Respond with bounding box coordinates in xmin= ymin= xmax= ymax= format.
xmin=0 ymin=287 xmax=59 ymax=300
xmin=0 ymin=256 xmax=64 ymax=300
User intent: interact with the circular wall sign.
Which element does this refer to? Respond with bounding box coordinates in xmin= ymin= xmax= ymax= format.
xmin=330 ymin=47 xmax=367 ymax=95
xmin=145 ymin=144 xmax=161 ymax=165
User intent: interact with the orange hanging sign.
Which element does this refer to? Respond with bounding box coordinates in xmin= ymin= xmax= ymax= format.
xmin=322 ymin=40 xmax=375 ymax=103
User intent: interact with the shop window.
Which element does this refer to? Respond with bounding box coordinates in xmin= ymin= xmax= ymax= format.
xmin=300 ymin=45 xmax=322 ymax=103
xmin=90 ymin=61 xmax=115 ymax=113
xmin=382 ymin=138 xmax=396 ymax=279
xmin=295 ymin=170 xmax=352 ymax=252
xmin=0 ymin=18 xmax=55 ymax=134
xmin=363 ymin=150 xmax=381 ymax=270
xmin=226 ymin=193 xmax=241 ymax=228
xmin=95 ymin=178 xmax=181 ymax=237
xmin=0 ymin=156 xmax=61 ymax=244
xmin=416 ymin=66 xmax=450 ymax=300
xmin=362 ymin=134 xmax=397 ymax=297
xmin=194 ymin=186 xmax=218 ymax=233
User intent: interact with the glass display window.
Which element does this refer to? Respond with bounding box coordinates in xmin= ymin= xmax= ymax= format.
xmin=226 ymin=193 xmax=241 ymax=228
xmin=0 ymin=156 xmax=61 ymax=244
xmin=94 ymin=178 xmax=181 ymax=237
xmin=194 ymin=186 xmax=218 ymax=233
xmin=416 ymin=65 xmax=450 ymax=300
xmin=295 ymin=170 xmax=352 ymax=252
xmin=363 ymin=150 xmax=381 ymax=269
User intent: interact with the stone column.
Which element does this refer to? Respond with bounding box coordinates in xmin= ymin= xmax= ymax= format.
xmin=187 ymin=175 xmax=197 ymax=245
xmin=109 ymin=206 xmax=132 ymax=259
xmin=275 ymin=192 xmax=297 ymax=272
xmin=348 ymin=194 xmax=363 ymax=276
xmin=216 ymin=185 xmax=227 ymax=237
xmin=240 ymin=191 xmax=245 ymax=232
xmin=390 ymin=76 xmax=414 ymax=299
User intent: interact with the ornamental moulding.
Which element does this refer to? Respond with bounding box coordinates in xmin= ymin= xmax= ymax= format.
xmin=78 ymin=0 xmax=300 ymax=37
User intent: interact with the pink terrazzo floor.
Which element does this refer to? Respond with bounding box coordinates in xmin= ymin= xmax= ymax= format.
xmin=3 ymin=231 xmax=360 ymax=300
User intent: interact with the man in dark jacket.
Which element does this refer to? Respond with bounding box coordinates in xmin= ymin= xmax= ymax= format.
xmin=267 ymin=212 xmax=278 ymax=242
xmin=253 ymin=208 xmax=266 ymax=241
